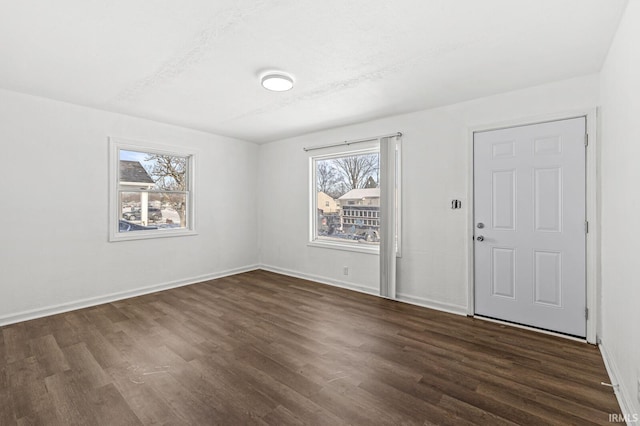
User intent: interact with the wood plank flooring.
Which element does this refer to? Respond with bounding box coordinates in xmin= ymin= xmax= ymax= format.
xmin=0 ymin=270 xmax=621 ymax=425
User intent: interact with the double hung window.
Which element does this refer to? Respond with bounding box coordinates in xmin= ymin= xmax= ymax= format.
xmin=109 ymin=138 xmax=196 ymax=241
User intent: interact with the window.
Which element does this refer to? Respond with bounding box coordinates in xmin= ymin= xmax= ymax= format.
xmin=109 ymin=138 xmax=196 ymax=241
xmin=310 ymin=149 xmax=381 ymax=252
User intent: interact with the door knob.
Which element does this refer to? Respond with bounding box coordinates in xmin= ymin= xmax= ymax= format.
xmin=476 ymin=235 xmax=484 ymax=242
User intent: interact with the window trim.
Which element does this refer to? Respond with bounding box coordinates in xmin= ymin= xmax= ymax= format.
xmin=309 ymin=147 xmax=380 ymax=254
xmin=108 ymin=137 xmax=197 ymax=242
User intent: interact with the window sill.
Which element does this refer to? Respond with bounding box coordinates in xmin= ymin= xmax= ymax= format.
xmin=307 ymin=240 xmax=379 ymax=255
xmin=109 ymin=228 xmax=198 ymax=242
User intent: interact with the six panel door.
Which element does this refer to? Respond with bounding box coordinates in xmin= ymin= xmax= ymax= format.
xmin=474 ymin=117 xmax=587 ymax=337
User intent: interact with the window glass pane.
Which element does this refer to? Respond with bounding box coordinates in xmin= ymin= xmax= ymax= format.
xmin=119 ymin=150 xmax=187 ymax=191
xmin=314 ymin=152 xmax=380 ymax=245
xmin=117 ymin=149 xmax=190 ymax=234
xmin=119 ymin=191 xmax=187 ymax=232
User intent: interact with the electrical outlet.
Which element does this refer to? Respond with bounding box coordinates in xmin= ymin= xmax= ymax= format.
xmin=343 ymin=266 xmax=349 ymax=276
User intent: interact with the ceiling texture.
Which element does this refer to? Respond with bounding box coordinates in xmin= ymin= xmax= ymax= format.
xmin=0 ymin=0 xmax=628 ymax=143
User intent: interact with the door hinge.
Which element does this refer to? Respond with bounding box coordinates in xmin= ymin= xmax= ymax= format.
xmin=585 ymin=221 xmax=589 ymax=233
xmin=585 ymin=307 xmax=589 ymax=320
xmin=584 ymin=134 xmax=589 ymax=147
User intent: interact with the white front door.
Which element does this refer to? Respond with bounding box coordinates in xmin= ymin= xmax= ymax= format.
xmin=474 ymin=117 xmax=586 ymax=337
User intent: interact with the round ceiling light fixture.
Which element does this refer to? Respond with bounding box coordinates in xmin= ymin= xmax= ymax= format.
xmin=261 ymin=72 xmax=294 ymax=92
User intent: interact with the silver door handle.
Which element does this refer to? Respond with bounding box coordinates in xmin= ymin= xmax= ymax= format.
xmin=476 ymin=235 xmax=484 ymax=242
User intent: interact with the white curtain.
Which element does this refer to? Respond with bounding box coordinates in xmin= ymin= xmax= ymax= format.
xmin=379 ymin=135 xmax=401 ymax=299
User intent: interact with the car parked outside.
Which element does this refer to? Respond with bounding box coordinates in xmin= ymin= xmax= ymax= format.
xmin=122 ymin=207 xmax=162 ymax=221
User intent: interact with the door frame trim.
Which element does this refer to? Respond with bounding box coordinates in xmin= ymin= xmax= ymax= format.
xmin=466 ymin=108 xmax=598 ymax=343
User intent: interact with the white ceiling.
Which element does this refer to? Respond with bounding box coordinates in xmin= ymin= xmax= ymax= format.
xmin=0 ymin=0 xmax=628 ymax=143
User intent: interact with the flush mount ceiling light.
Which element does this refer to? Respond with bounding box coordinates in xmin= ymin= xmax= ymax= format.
xmin=261 ymin=73 xmax=294 ymax=92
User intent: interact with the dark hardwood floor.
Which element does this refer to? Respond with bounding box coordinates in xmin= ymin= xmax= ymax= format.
xmin=0 ymin=270 xmax=621 ymax=425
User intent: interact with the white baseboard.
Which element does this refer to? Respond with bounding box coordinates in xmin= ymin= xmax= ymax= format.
xmin=599 ymin=339 xmax=639 ymax=423
xmin=396 ymin=292 xmax=468 ymax=316
xmin=0 ymin=264 xmax=260 ymax=327
xmin=0 ymin=264 xmax=469 ymax=327
xmin=259 ymin=264 xmax=379 ymax=296
xmin=259 ymin=264 xmax=468 ymax=316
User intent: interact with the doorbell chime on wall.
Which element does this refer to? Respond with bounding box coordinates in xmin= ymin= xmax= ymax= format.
xmin=451 ymin=200 xmax=462 ymax=209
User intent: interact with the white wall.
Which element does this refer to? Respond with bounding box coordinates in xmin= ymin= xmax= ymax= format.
xmin=599 ymin=0 xmax=640 ymax=416
xmin=259 ymin=74 xmax=598 ymax=313
xmin=0 ymin=89 xmax=259 ymax=324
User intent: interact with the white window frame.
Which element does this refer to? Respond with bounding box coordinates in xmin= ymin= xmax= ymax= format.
xmin=308 ymin=147 xmax=381 ymax=255
xmin=108 ymin=137 xmax=197 ymax=242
